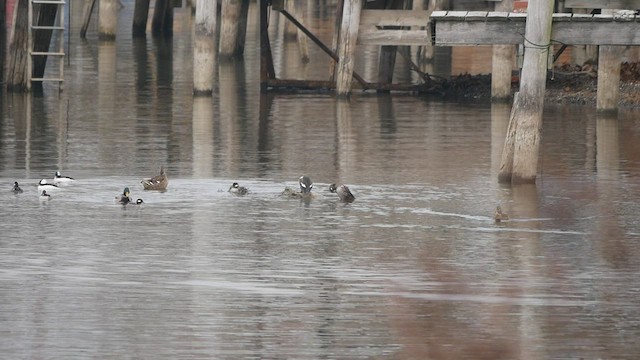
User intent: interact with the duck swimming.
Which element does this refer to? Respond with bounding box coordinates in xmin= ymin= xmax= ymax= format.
xmin=39 ymin=190 xmax=51 ymax=201
xmin=11 ymin=181 xmax=23 ymax=194
xmin=116 ymin=187 xmax=132 ymax=205
xmin=38 ymin=179 xmax=59 ymax=193
xmin=54 ymin=171 xmax=76 ymax=185
xmin=282 ymin=175 xmax=314 ymax=199
xmin=494 ymin=206 xmax=509 ymax=223
xmin=329 ymin=183 xmax=355 ymax=203
xmin=229 ymin=182 xmax=248 ymax=195
xmin=142 ymin=166 xmax=168 ymax=191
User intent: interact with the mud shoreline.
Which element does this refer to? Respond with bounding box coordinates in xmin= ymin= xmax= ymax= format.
xmin=441 ymin=62 xmax=640 ymax=109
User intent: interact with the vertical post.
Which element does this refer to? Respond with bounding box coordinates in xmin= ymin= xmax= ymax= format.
xmin=132 ymin=0 xmax=150 ymax=37
xmin=491 ymin=0 xmax=514 ymax=101
xmin=152 ymin=0 xmax=173 ymax=37
xmin=291 ymin=1 xmax=309 ymax=62
xmin=6 ymin=0 xmax=29 ymax=91
xmin=219 ymin=0 xmax=250 ymax=58
xmin=80 ymin=0 xmax=97 ymax=39
xmin=329 ymin=0 xmax=344 ymax=81
xmin=596 ymin=9 xmax=622 ymax=113
xmin=498 ymin=0 xmax=553 ymax=184
xmin=336 ymin=0 xmax=362 ymax=97
xmin=193 ymin=0 xmax=216 ymax=96
xmin=378 ymin=46 xmax=396 ymax=90
xmin=99 ymin=0 xmax=118 ymax=40
xmin=260 ymin=0 xmax=275 ymax=91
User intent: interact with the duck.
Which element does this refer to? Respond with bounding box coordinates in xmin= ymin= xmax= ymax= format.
xmin=299 ymin=175 xmax=313 ymax=194
xmin=142 ymin=166 xmax=168 ymax=191
xmin=38 ymin=179 xmax=59 ymax=193
xmin=54 ymin=171 xmax=76 ymax=185
xmin=11 ymin=181 xmax=23 ymax=194
xmin=282 ymin=175 xmax=314 ymax=199
xmin=39 ymin=190 xmax=51 ymax=201
xmin=116 ymin=187 xmax=132 ymax=205
xmin=329 ymin=183 xmax=355 ymax=203
xmin=131 ymin=198 xmax=144 ymax=206
xmin=494 ymin=206 xmax=509 ymax=223
xmin=228 ymin=182 xmax=248 ymax=195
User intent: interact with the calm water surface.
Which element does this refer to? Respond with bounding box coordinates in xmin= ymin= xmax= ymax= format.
xmin=2 ymin=2 xmax=640 ymax=359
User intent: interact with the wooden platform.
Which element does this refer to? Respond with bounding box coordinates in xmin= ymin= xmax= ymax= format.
xmin=431 ymin=10 xmax=640 ymax=46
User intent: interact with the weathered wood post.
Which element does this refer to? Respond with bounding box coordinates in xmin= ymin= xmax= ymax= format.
xmin=336 ymin=0 xmax=363 ymax=97
xmin=6 ymin=0 xmax=29 ymax=90
xmin=377 ymin=0 xmax=406 ymax=92
xmin=132 ymin=0 xmax=151 ymax=37
xmin=193 ymin=0 xmax=217 ymax=96
xmin=491 ymin=0 xmax=514 ymax=101
xmin=418 ymin=0 xmax=449 ymax=63
xmin=260 ymin=0 xmax=276 ymax=91
xmin=99 ymin=0 xmax=118 ymax=40
xmin=596 ymin=9 xmax=623 ymax=112
xmin=152 ymin=0 xmax=173 ymax=37
xmin=498 ymin=0 xmax=554 ymax=184
xmin=219 ymin=0 xmax=250 ymax=58
xmin=329 ymin=0 xmax=344 ymax=81
xmin=80 ymin=0 xmax=97 ymax=39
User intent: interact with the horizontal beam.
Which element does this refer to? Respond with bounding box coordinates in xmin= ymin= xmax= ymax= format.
xmin=358 ymin=29 xmax=430 ymax=46
xmin=360 ymin=10 xmax=430 ymax=27
xmin=432 ymin=11 xmax=640 ymax=45
xmin=565 ymin=0 xmax=640 ymax=8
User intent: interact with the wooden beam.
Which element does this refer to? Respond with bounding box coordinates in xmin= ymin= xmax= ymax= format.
xmin=360 ymin=10 xmax=430 ymax=27
xmin=433 ymin=12 xmax=640 ymax=45
xmin=565 ymin=0 xmax=640 ymax=8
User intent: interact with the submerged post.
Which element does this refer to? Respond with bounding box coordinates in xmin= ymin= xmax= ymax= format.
xmin=498 ymin=0 xmax=554 ymax=184
xmin=336 ymin=0 xmax=363 ymax=97
xmin=99 ymin=0 xmax=118 ymax=40
xmin=193 ymin=0 xmax=217 ymax=96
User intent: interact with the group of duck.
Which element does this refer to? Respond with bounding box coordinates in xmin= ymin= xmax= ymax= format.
xmin=11 ymin=166 xmax=357 ymax=205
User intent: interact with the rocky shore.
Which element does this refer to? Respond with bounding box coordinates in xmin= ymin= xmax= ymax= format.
xmin=441 ymin=62 xmax=640 ymax=109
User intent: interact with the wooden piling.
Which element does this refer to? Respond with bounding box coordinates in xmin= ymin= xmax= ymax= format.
xmin=152 ymin=0 xmax=173 ymax=37
xmin=491 ymin=0 xmax=514 ymax=101
xmin=132 ymin=0 xmax=150 ymax=37
xmin=498 ymin=0 xmax=554 ymax=184
xmin=80 ymin=0 xmax=97 ymax=39
xmin=6 ymin=0 xmax=29 ymax=91
xmin=260 ymin=0 xmax=276 ymax=91
xmin=219 ymin=0 xmax=250 ymax=58
xmin=336 ymin=0 xmax=363 ymax=97
xmin=99 ymin=0 xmax=118 ymax=40
xmin=596 ymin=10 xmax=622 ymax=112
xmin=193 ymin=0 xmax=217 ymax=96
xmin=329 ymin=0 xmax=344 ymax=81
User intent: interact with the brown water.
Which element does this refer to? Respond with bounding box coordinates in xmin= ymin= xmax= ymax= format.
xmin=2 ymin=2 xmax=640 ymax=359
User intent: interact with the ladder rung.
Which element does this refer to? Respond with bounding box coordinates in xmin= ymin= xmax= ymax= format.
xmin=32 ymin=0 xmax=66 ymax=4
xmin=31 ymin=51 xmax=65 ymax=56
xmin=31 ymin=78 xmax=64 ymax=82
xmin=32 ymin=25 xmax=65 ymax=30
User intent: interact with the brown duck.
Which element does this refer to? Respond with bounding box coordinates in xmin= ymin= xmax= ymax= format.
xmin=142 ymin=166 xmax=168 ymax=191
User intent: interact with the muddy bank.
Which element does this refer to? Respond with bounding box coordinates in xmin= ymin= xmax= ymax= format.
xmin=441 ymin=62 xmax=640 ymax=109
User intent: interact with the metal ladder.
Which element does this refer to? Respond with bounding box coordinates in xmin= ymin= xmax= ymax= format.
xmin=27 ymin=0 xmax=66 ymax=90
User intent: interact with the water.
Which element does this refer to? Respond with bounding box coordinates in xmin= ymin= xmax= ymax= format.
xmin=2 ymin=2 xmax=640 ymax=359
